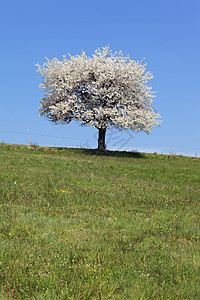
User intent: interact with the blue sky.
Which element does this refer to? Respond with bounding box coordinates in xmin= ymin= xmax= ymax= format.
xmin=0 ymin=0 xmax=199 ymax=156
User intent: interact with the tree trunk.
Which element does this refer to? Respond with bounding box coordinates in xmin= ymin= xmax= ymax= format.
xmin=97 ymin=128 xmax=106 ymax=150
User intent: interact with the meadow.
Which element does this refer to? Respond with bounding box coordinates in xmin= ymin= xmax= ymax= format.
xmin=0 ymin=143 xmax=200 ymax=299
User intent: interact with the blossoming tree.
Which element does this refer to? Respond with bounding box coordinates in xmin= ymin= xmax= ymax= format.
xmin=36 ymin=46 xmax=161 ymax=150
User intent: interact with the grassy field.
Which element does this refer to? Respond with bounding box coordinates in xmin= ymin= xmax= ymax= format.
xmin=0 ymin=143 xmax=200 ymax=299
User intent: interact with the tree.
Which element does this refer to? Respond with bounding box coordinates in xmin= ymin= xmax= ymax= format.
xmin=36 ymin=46 xmax=161 ymax=150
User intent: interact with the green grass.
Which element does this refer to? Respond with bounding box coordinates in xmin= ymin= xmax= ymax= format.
xmin=0 ymin=143 xmax=200 ymax=299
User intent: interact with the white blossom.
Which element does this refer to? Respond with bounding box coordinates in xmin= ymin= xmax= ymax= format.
xmin=36 ymin=46 xmax=161 ymax=149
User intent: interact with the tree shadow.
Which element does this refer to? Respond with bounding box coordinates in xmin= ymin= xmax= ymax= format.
xmin=56 ymin=147 xmax=145 ymax=159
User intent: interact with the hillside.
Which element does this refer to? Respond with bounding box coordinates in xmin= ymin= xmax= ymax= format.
xmin=1 ymin=143 xmax=200 ymax=299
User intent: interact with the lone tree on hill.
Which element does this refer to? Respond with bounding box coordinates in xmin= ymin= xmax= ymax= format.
xmin=36 ymin=46 xmax=161 ymax=150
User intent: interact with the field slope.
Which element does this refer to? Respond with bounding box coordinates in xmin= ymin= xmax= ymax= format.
xmin=0 ymin=144 xmax=200 ymax=299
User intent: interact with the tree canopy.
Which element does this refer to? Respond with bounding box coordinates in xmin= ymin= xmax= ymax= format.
xmin=36 ymin=46 xmax=161 ymax=150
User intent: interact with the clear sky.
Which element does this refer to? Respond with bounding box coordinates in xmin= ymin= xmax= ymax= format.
xmin=0 ymin=0 xmax=199 ymax=156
